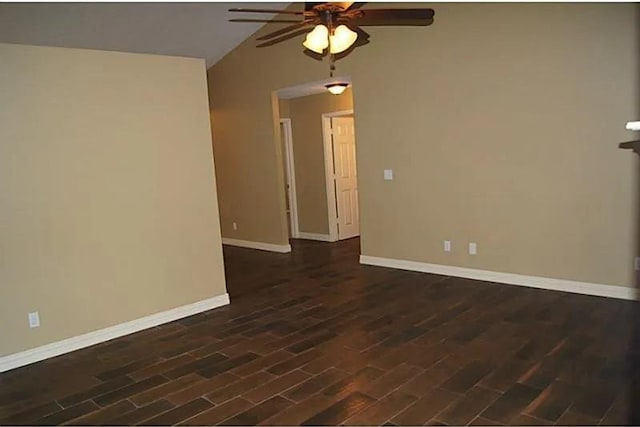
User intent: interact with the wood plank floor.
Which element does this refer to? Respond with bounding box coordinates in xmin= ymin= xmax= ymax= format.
xmin=0 ymin=238 xmax=636 ymax=425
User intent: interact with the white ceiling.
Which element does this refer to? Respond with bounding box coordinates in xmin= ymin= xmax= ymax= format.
xmin=0 ymin=2 xmax=289 ymax=67
xmin=277 ymin=76 xmax=353 ymax=99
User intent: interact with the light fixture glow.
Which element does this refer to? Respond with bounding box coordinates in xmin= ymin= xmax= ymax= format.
xmin=326 ymin=83 xmax=349 ymax=95
xmin=329 ymin=25 xmax=358 ymax=54
xmin=303 ymin=25 xmax=329 ymax=54
xmin=626 ymin=121 xmax=640 ymax=131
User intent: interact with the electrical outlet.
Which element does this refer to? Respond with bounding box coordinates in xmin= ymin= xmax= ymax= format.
xmin=232 ymin=222 xmax=237 ymax=231
xmin=469 ymin=243 xmax=477 ymax=255
xmin=28 ymin=311 xmax=40 ymax=328
xmin=383 ymin=169 xmax=394 ymax=180
xmin=444 ymin=240 xmax=452 ymax=252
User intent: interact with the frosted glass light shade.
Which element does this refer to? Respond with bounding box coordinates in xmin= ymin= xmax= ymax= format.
xmin=303 ymin=25 xmax=329 ymax=54
xmin=326 ymin=83 xmax=348 ymax=95
xmin=626 ymin=121 xmax=640 ymax=131
xmin=329 ymin=25 xmax=358 ymax=54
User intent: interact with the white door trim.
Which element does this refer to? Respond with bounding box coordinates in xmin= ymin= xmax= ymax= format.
xmin=322 ymin=109 xmax=355 ymax=242
xmin=280 ymin=118 xmax=299 ymax=238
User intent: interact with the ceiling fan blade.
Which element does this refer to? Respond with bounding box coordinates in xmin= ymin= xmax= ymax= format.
xmin=346 ymin=2 xmax=367 ymax=10
xmin=330 ymin=2 xmax=354 ymax=10
xmin=351 ymin=8 xmax=435 ymax=26
xmin=305 ymin=2 xmax=354 ymax=12
xmin=230 ymin=18 xmax=303 ymax=23
xmin=256 ymin=28 xmax=310 ymax=48
xmin=228 ymin=8 xmax=304 ymax=15
xmin=256 ymin=21 xmax=314 ymax=41
xmin=305 ymin=2 xmax=322 ymax=11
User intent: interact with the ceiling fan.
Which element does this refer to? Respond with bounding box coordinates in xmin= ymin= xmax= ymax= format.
xmin=229 ymin=2 xmax=435 ymax=94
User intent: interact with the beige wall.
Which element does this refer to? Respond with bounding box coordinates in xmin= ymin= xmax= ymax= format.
xmin=281 ymin=90 xmax=354 ymax=235
xmin=208 ymin=3 xmax=639 ymax=288
xmin=0 ymin=43 xmax=227 ymax=357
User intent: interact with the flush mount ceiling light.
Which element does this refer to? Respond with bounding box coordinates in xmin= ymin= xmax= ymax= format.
xmin=626 ymin=121 xmax=640 ymax=131
xmin=325 ymin=82 xmax=349 ymax=95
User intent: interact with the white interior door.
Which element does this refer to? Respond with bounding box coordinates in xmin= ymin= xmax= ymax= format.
xmin=331 ymin=116 xmax=359 ymax=240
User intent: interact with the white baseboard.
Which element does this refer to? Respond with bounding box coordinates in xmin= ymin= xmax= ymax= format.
xmin=0 ymin=293 xmax=230 ymax=373
xmin=222 ymin=238 xmax=291 ymax=253
xmin=360 ymin=255 xmax=636 ymax=300
xmin=296 ymin=232 xmax=334 ymax=242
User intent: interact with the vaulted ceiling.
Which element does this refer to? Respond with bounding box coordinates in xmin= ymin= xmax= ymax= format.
xmin=0 ymin=2 xmax=288 ymax=67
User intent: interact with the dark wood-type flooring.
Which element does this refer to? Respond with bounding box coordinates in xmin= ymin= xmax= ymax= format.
xmin=0 ymin=238 xmax=637 ymax=425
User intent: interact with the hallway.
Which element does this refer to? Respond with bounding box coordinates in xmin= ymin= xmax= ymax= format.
xmin=223 ymin=238 xmax=361 ymax=299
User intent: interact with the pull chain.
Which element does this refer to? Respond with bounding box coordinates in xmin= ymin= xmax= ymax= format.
xmin=329 ymin=53 xmax=335 ymax=78
xmin=326 ymin=10 xmax=336 ymax=78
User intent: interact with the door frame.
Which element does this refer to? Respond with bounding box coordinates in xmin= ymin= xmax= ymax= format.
xmin=321 ymin=109 xmax=356 ymax=242
xmin=280 ymin=118 xmax=300 ymax=239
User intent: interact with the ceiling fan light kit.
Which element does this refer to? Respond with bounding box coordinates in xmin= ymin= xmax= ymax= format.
xmin=302 ymin=24 xmax=329 ymax=53
xmin=626 ymin=121 xmax=640 ymax=131
xmin=303 ymin=24 xmax=358 ymax=55
xmin=329 ymin=25 xmax=358 ymax=53
xmin=230 ymin=2 xmax=435 ymax=94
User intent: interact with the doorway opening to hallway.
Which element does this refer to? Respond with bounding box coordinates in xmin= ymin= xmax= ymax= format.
xmin=276 ymin=77 xmax=360 ymax=245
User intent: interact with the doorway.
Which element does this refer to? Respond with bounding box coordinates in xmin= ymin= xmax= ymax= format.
xmin=279 ymin=118 xmax=299 ymax=239
xmin=275 ymin=78 xmax=359 ymax=244
xmin=322 ymin=111 xmax=360 ymax=241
